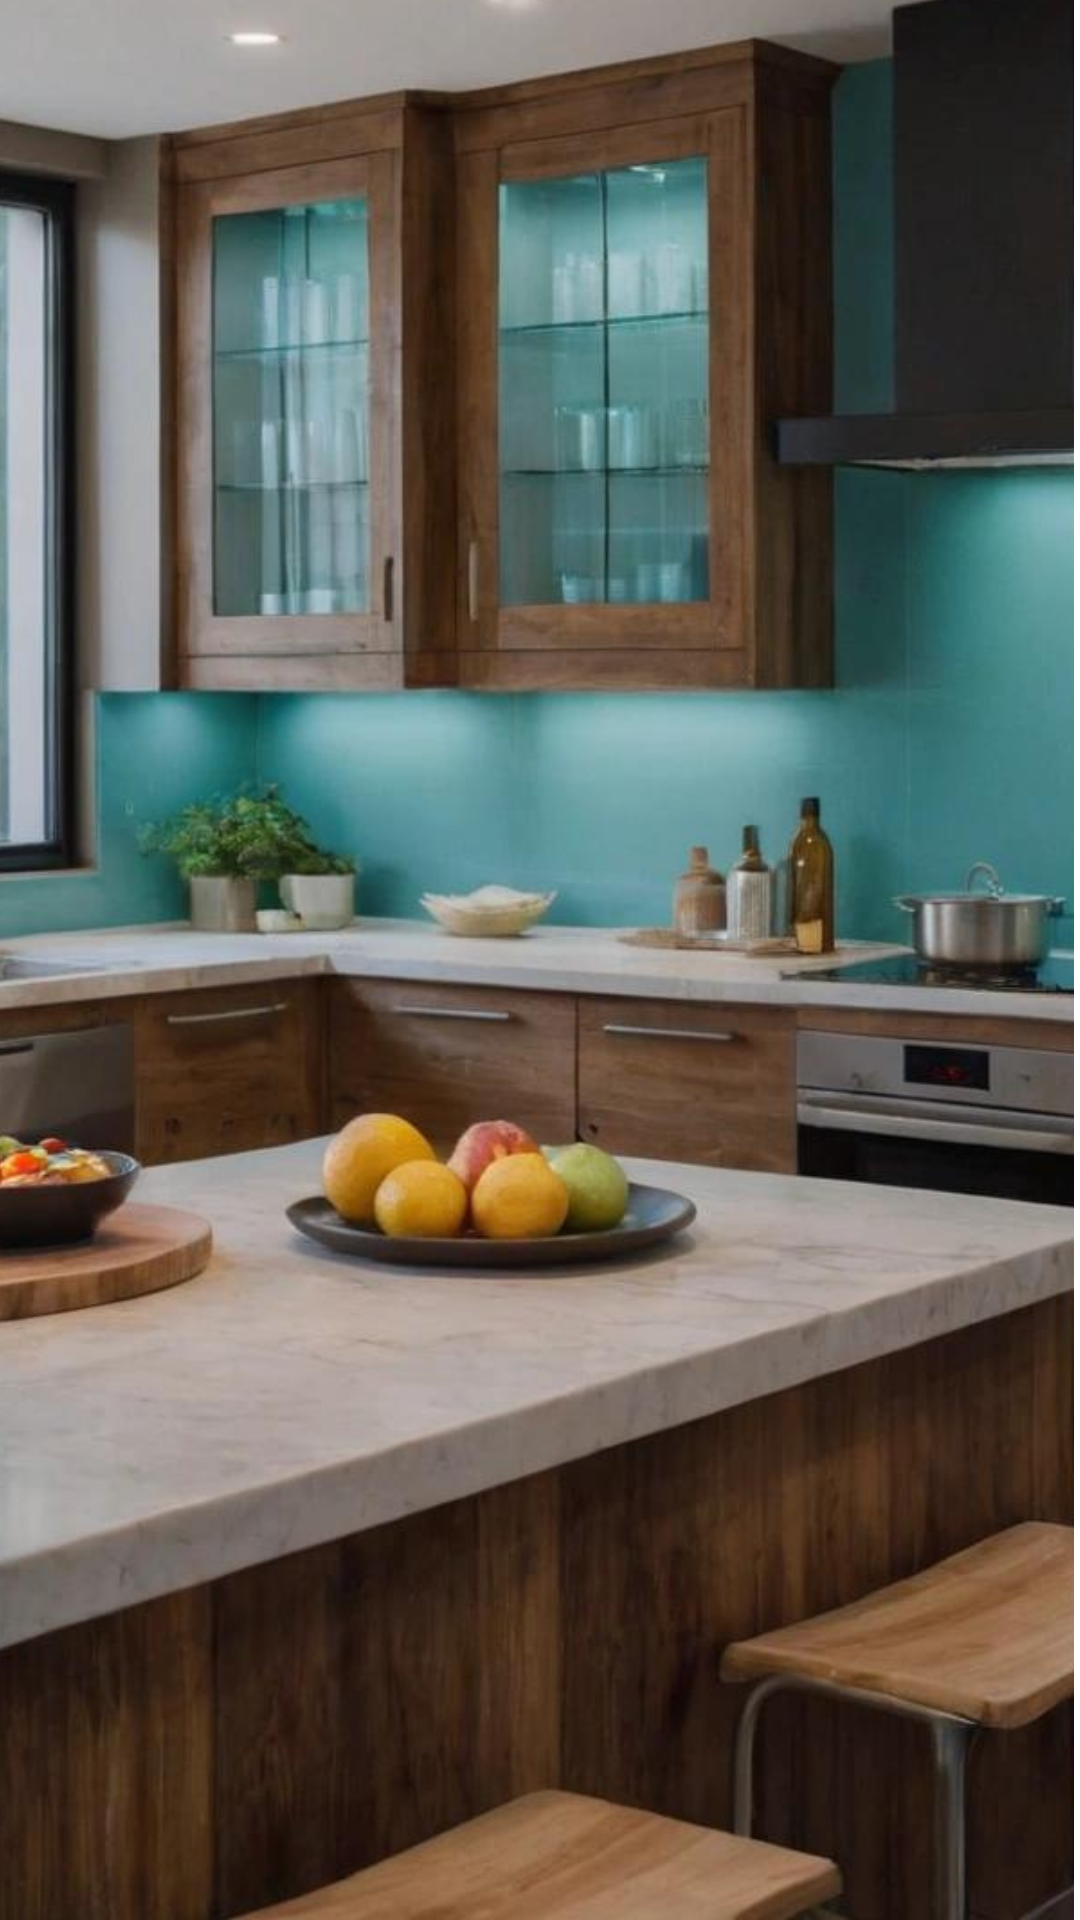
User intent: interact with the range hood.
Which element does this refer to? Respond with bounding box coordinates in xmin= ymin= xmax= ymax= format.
xmin=777 ymin=0 xmax=1073 ymax=470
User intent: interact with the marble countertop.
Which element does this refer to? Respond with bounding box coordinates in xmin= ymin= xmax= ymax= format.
xmin=0 ymin=1138 xmax=1070 ymax=1650
xmin=0 ymin=920 xmax=1072 ymax=1020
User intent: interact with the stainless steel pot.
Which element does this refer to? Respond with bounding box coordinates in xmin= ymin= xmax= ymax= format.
xmin=894 ymin=863 xmax=1066 ymax=969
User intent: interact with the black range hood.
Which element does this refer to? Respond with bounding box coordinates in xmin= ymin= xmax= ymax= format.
xmin=777 ymin=0 xmax=1073 ymax=470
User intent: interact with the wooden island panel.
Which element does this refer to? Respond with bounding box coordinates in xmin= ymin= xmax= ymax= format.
xmin=0 ymin=1294 xmax=1069 ymax=1920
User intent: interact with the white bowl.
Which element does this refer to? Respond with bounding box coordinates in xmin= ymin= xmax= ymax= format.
xmin=421 ymin=887 xmax=556 ymax=938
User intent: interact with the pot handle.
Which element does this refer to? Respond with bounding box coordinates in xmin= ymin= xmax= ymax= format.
xmin=964 ymin=860 xmax=1004 ymax=897
xmin=893 ymin=896 xmax=919 ymax=913
xmin=1049 ymin=898 xmax=1068 ymax=917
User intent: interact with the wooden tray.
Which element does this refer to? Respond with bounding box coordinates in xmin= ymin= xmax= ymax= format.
xmin=0 ymin=1205 xmax=213 ymax=1321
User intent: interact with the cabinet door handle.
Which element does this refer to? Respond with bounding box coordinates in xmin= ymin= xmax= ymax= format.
xmin=467 ymin=540 xmax=480 ymax=623
xmin=391 ymin=1004 xmax=514 ymax=1023
xmin=602 ymin=1023 xmax=741 ymax=1044
xmin=382 ymin=556 xmax=395 ymax=623
xmin=166 ymin=1002 xmax=289 ymax=1028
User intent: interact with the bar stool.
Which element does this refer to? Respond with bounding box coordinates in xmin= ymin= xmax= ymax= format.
xmin=721 ymin=1523 xmax=1073 ymax=1920
xmin=234 ymin=1790 xmax=841 ymax=1918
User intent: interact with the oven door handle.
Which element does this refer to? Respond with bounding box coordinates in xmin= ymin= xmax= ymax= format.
xmin=797 ymin=1092 xmax=1074 ymax=1155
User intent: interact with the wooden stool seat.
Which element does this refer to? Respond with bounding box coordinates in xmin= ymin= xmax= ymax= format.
xmin=237 ymin=1791 xmax=841 ymax=1919
xmin=722 ymin=1522 xmax=1074 ymax=1729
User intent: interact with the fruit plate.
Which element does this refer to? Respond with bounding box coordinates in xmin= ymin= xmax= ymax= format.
xmin=286 ymin=1183 xmax=696 ymax=1269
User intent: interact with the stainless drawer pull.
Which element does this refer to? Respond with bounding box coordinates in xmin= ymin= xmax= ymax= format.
xmin=166 ymin=1002 xmax=289 ymax=1028
xmin=0 ymin=1040 xmax=34 ymax=1056
xmin=391 ymin=1005 xmax=514 ymax=1023
xmin=603 ymin=1023 xmax=740 ymax=1044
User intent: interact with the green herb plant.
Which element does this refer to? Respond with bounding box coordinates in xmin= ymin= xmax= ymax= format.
xmin=139 ymin=787 xmax=355 ymax=881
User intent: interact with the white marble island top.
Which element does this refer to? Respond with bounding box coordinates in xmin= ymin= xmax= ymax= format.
xmin=0 ymin=1139 xmax=1070 ymax=1651
xmin=0 ymin=918 xmax=1072 ymax=1020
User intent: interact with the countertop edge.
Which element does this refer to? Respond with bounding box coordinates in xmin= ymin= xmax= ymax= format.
xmin=0 ymin=1232 xmax=1068 ymax=1653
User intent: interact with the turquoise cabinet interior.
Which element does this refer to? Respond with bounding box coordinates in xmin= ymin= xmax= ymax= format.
xmin=498 ymin=158 xmax=710 ymax=610
xmin=211 ymin=196 xmax=371 ymax=619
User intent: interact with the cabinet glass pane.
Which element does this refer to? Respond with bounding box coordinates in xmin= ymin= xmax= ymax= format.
xmin=212 ymin=198 xmax=370 ymax=617
xmin=498 ymin=158 xmax=709 ymax=609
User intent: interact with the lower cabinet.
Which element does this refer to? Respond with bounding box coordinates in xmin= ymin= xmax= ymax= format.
xmin=134 ymin=981 xmax=323 ymax=1165
xmin=577 ymin=996 xmax=797 ymax=1173
xmin=328 ymin=978 xmax=577 ymax=1152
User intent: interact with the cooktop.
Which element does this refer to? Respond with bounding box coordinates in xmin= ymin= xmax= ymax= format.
xmin=792 ymin=955 xmax=1074 ymax=995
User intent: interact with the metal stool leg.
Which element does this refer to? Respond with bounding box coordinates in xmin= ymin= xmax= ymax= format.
xmin=931 ymin=1717 xmax=972 ymax=1920
xmin=732 ymin=1677 xmax=787 ymax=1835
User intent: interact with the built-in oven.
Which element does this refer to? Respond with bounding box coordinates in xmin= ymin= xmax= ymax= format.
xmin=797 ymin=1031 xmax=1073 ymax=1207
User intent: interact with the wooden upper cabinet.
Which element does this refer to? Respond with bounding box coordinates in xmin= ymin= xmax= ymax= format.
xmin=164 ymin=41 xmax=836 ymax=694
xmin=166 ymin=101 xmax=457 ymax=690
xmin=455 ymin=44 xmax=837 ymax=690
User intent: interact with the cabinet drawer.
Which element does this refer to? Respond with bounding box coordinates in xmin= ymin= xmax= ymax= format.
xmin=577 ymin=997 xmax=796 ymax=1173
xmin=329 ymin=979 xmax=576 ymax=1152
xmin=135 ymin=981 xmax=322 ymax=1165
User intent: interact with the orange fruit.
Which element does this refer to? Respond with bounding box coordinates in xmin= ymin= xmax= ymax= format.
xmin=471 ymin=1152 xmax=569 ymax=1240
xmin=374 ymin=1161 xmax=468 ymax=1239
xmin=323 ymin=1114 xmax=436 ymax=1225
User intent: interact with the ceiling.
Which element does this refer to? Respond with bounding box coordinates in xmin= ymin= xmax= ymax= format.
xmin=0 ymin=0 xmax=913 ymax=142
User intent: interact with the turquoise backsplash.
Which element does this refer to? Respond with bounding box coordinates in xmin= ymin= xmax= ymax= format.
xmin=0 ymin=62 xmax=1071 ymax=945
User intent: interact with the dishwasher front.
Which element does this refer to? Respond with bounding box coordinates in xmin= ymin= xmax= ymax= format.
xmin=0 ymin=1022 xmax=136 ymax=1151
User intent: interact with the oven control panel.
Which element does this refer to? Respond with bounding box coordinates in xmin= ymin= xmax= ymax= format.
xmin=797 ymin=1031 xmax=1073 ymax=1118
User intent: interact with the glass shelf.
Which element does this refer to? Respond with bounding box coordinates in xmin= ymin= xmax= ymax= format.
xmin=498 ymin=156 xmax=710 ymax=610
xmin=216 ymin=479 xmax=369 ymax=494
xmin=503 ymin=465 xmax=708 ymax=480
xmin=214 ymin=338 xmax=370 ymax=362
xmin=500 ymin=310 xmax=707 ymax=339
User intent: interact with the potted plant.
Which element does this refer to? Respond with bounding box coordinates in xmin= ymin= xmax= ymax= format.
xmin=140 ymin=788 xmax=356 ymax=933
xmin=278 ymin=846 xmax=357 ymax=931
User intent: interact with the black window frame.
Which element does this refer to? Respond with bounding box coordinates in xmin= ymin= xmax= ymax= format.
xmin=0 ymin=168 xmax=75 ymax=872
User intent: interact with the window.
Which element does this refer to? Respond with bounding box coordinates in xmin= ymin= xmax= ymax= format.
xmin=0 ymin=171 xmax=74 ymax=870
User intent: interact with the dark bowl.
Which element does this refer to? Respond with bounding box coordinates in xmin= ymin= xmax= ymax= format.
xmin=0 ymin=1152 xmax=141 ymax=1251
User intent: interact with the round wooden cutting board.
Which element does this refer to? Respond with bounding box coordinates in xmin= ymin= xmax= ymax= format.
xmin=0 ymin=1205 xmax=213 ymax=1321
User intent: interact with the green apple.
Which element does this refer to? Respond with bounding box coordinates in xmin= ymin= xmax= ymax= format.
xmin=544 ymin=1142 xmax=629 ymax=1233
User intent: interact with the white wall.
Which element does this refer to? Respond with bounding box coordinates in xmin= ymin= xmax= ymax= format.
xmin=77 ymin=136 xmax=167 ymax=690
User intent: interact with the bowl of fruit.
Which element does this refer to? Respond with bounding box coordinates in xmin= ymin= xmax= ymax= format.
xmin=288 ymin=1115 xmax=696 ymax=1269
xmin=0 ymin=1136 xmax=140 ymax=1249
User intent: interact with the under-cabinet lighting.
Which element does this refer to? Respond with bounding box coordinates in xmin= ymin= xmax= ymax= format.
xmin=228 ymin=30 xmax=283 ymax=45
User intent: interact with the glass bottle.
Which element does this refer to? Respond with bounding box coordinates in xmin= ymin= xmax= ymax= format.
xmin=673 ymin=847 xmax=725 ymax=936
xmin=727 ymin=826 xmax=773 ymax=941
xmin=788 ymin=798 xmax=835 ymax=954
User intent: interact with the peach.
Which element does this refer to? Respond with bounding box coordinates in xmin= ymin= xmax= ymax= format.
xmin=447 ymin=1119 xmax=539 ymax=1193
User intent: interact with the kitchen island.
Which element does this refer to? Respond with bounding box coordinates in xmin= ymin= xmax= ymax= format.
xmin=0 ymin=1142 xmax=1072 ymax=1920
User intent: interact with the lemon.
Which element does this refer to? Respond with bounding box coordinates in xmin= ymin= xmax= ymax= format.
xmin=471 ymin=1152 xmax=569 ymax=1240
xmin=374 ymin=1160 xmax=468 ymax=1239
xmin=323 ymin=1114 xmax=436 ymax=1226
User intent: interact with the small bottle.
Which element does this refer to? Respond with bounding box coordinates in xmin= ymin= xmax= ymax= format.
xmin=788 ymin=797 xmax=835 ymax=954
xmin=727 ymin=826 xmax=773 ymax=941
xmin=673 ymin=847 xmax=725 ymax=936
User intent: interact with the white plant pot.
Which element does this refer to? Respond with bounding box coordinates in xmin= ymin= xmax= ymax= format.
xmin=188 ymin=875 xmax=258 ymax=933
xmin=279 ymin=871 xmax=356 ymax=931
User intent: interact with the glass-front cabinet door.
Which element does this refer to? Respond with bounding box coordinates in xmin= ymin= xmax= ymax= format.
xmin=177 ymin=152 xmax=398 ymax=676
xmin=458 ymin=114 xmax=756 ymax=687
xmin=498 ymin=157 xmax=709 ymax=612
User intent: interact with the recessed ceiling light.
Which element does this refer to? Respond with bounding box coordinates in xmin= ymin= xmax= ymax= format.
xmin=228 ymin=30 xmax=283 ymax=46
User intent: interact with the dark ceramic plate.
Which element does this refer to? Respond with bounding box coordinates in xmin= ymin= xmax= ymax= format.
xmin=0 ymin=1152 xmax=140 ymax=1250
xmin=287 ymin=1182 xmax=697 ymax=1269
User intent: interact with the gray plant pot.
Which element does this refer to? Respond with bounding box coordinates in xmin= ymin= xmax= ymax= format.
xmin=188 ymin=875 xmax=258 ymax=933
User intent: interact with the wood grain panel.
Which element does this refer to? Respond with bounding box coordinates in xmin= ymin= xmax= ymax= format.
xmin=0 ymin=1590 xmax=213 ymax=1920
xmin=135 ymin=980 xmax=322 ymax=1164
xmin=327 ymin=977 xmax=576 ymax=1152
xmin=577 ymin=996 xmax=797 ymax=1171
xmin=797 ymin=1006 xmax=1075 ymax=1050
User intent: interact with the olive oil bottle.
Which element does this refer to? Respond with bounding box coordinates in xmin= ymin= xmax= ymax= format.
xmin=788 ymin=797 xmax=835 ymax=954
